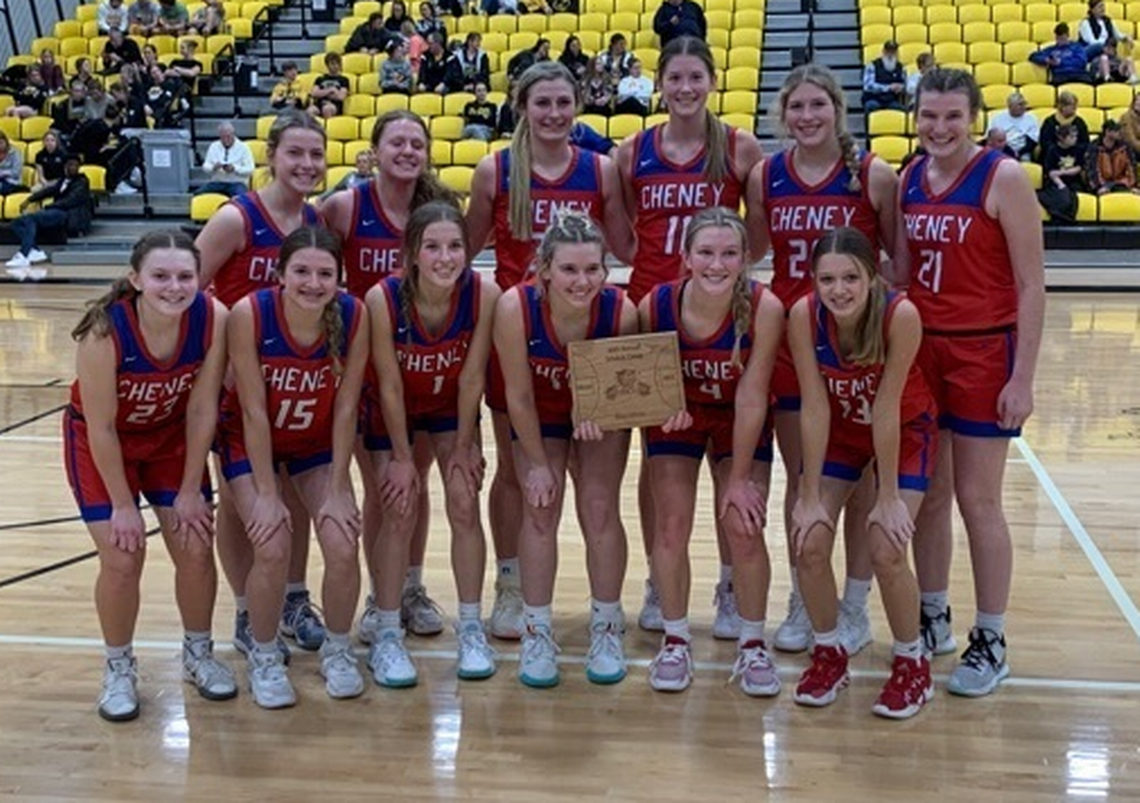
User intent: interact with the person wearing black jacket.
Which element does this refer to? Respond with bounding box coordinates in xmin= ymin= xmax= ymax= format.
xmin=6 ymin=156 xmax=92 ymax=274
xmin=417 ymin=34 xmax=450 ymax=94
xmin=445 ymin=33 xmax=490 ymax=93
xmin=653 ymin=0 xmax=706 ymax=47
xmin=346 ymin=13 xmax=391 ymax=55
xmin=52 ymin=80 xmax=92 ymax=139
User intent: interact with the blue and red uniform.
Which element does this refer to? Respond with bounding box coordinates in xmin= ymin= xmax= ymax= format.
xmin=490 ymin=146 xmax=606 ymax=291
xmin=505 ymin=283 xmax=625 ymax=440
xmin=362 ymin=270 xmax=482 ymax=451
xmin=644 ymin=279 xmax=774 ymax=463
xmin=901 ymin=148 xmax=1019 ymax=437
xmin=64 ymin=293 xmax=215 ymax=521
xmin=341 ymin=182 xmax=404 ymax=300
xmin=627 ymin=123 xmax=743 ymax=303
xmin=217 ymin=287 xmax=363 ymax=479
xmin=763 ymin=150 xmax=881 ymax=409
xmin=211 ymin=192 xmax=322 ymax=308
xmin=809 ymin=292 xmax=937 ymax=490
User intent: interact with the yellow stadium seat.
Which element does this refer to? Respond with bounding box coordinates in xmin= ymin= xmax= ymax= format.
xmin=706 ymin=10 xmax=731 ymax=30
xmin=545 ymin=12 xmax=579 ymax=33
xmin=1057 ymin=83 xmax=1095 ymax=108
xmin=374 ymin=94 xmax=409 ymax=114
xmin=1128 ymin=4 xmax=1140 ymax=23
xmin=1020 ymin=158 xmax=1042 ymax=189
xmin=862 ymin=7 xmax=891 ymax=25
xmin=962 ymin=22 xmax=996 ymax=44
xmin=991 ymin=5 xmax=1023 ymax=24
xmin=892 ymin=7 xmax=923 ymax=25
xmin=1098 ymin=193 xmax=1140 ymax=222
xmin=430 ymin=139 xmax=452 ymax=166
xmin=729 ymin=30 xmax=761 ymax=51
xmin=728 ymin=47 xmax=761 ymax=71
xmin=456 ymin=15 xmax=485 ymax=35
xmin=343 ymin=139 xmax=371 ymax=164
xmin=1073 ymin=192 xmax=1097 ymax=222
xmin=148 ymin=34 xmax=176 ymax=55
xmin=59 ymin=37 xmax=88 ymax=59
xmin=430 ymin=115 xmax=464 ymax=141
xmin=894 ymin=23 xmax=927 ymax=44
xmin=924 ymin=6 xmax=956 ymax=24
xmin=325 ymin=116 xmax=360 ymax=141
xmin=353 ymin=1 xmax=381 ymax=15
xmin=249 ymin=166 xmax=271 ymax=190
xmin=355 ymin=74 xmax=380 ymax=95
xmin=933 ymin=42 xmax=967 ymax=64
xmin=323 ymin=165 xmax=353 ymax=189
xmin=518 ymin=14 xmax=547 ymax=34
xmin=997 ymin=21 xmax=1030 ymax=44
xmin=247 ymin=139 xmax=267 ymax=165
xmin=633 ymin=30 xmax=656 ymax=50
xmin=609 ymin=11 xmax=638 ymax=31
xmin=31 ymin=37 xmax=60 ymax=55
xmin=191 ymin=193 xmax=230 ymax=223
xmin=928 ymin=23 xmax=962 ymax=45
xmin=1083 ymin=108 xmax=1105 ymax=130
xmin=358 ymin=115 xmax=377 ymax=138
xmin=0 ymin=117 xmax=19 ymax=141
xmin=2 ymin=193 xmax=29 ymax=221
xmin=1058 ymin=3 xmax=1086 ymax=25
xmin=608 ymin=114 xmax=643 ymax=139
xmin=342 ymin=94 xmax=374 ymax=118
xmin=1003 ymin=40 xmax=1037 ymax=63
xmin=256 ymin=115 xmax=277 ymax=140
xmin=325 ymin=33 xmax=349 ymax=53
xmin=613 ymin=0 xmax=641 ymax=12
xmin=968 ymin=41 xmax=1003 ymax=63
xmin=85 ymin=23 xmax=102 ymax=41
xmin=1096 ymin=83 xmax=1135 ymax=110
xmin=734 ymin=10 xmax=762 ymax=28
xmin=451 ymin=140 xmax=488 ymax=166
xmin=444 ymin=92 xmax=475 ymax=116
xmin=19 ymin=116 xmax=52 ymax=142
xmin=586 ymin=0 xmax=614 ymax=13
xmin=702 ymin=28 xmax=726 ymax=49
xmin=708 ymin=46 xmax=728 ymax=71
xmin=409 ymin=94 xmax=442 ymax=118
xmin=1017 ymin=83 xmax=1055 ymax=110
xmin=339 ymin=15 xmax=364 ymax=34
xmin=957 ymin=5 xmax=991 ymax=25
xmin=719 ymin=113 xmax=754 ymax=133
xmin=705 ymin=0 xmax=733 ymax=12
xmin=867 ymin=109 xmax=908 ymax=136
xmin=482 ymin=32 xmax=508 ymax=53
xmin=975 ymin=61 xmax=1011 ymax=86
xmin=228 ymin=18 xmax=254 ymax=39
xmin=1024 ymin=4 xmax=1056 ymax=24
xmin=509 ymin=32 xmax=539 ymax=52
xmin=724 ymin=67 xmax=759 ymax=92
xmin=341 ymin=52 xmax=372 ymax=75
xmin=487 ymin=15 xmax=517 ymax=35
xmin=981 ymin=83 xmax=1016 ymax=109
xmin=721 ymin=90 xmax=758 ymax=116
xmin=861 ymin=23 xmax=894 ymax=48
xmin=76 ymin=4 xmax=98 ymax=22
xmin=871 ymin=135 xmax=911 ymax=166
xmin=578 ymin=114 xmax=607 ymax=135
xmin=1011 ymin=61 xmax=1049 ymax=85
xmin=0 ymin=97 xmax=13 ymax=117
xmin=439 ymin=165 xmax=474 ymax=194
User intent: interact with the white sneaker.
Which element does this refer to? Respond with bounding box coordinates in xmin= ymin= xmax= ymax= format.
xmin=182 ymin=640 xmax=238 ymax=701
xmin=6 ymin=252 xmax=30 ymax=269
xmin=98 ymin=656 xmax=139 ymax=722
xmin=712 ymin=581 xmax=742 ymax=640
xmin=26 ymin=248 xmax=48 ymax=264
xmin=773 ymin=591 xmax=813 ymax=653
xmin=518 ymin=623 xmax=560 ymax=688
xmin=368 ymin=631 xmax=418 ymax=688
xmin=648 ymin=636 xmax=693 ymax=692
xmin=400 ymin=584 xmax=446 ymax=637
xmin=247 ymin=649 xmax=296 ymax=709
xmin=730 ymin=640 xmax=782 ymax=698
xmin=456 ymin=620 xmax=496 ymax=680
xmin=358 ymin=595 xmax=382 ymax=645
xmin=489 ymin=580 xmax=523 ymax=640
xmin=585 ymin=619 xmax=626 ymax=685
xmin=320 ymin=639 xmax=365 ymax=699
xmin=837 ymin=599 xmax=873 ymax=656
xmin=638 ymin=578 xmax=664 ymax=632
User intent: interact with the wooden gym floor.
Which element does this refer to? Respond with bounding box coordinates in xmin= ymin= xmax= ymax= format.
xmin=0 ymin=284 xmax=1138 ymax=802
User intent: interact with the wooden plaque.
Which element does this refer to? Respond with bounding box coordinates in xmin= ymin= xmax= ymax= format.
xmin=568 ymin=332 xmax=686 ymax=431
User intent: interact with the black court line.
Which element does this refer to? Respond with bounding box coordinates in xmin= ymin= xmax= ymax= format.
xmin=0 ymin=527 xmax=160 ymax=590
xmin=0 ymin=514 xmax=83 ymax=532
xmin=0 ymin=403 xmax=67 ymax=436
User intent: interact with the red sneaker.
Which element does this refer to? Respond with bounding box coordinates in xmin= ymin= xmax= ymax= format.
xmin=873 ymin=654 xmax=934 ymax=720
xmin=793 ymin=644 xmax=849 ymax=707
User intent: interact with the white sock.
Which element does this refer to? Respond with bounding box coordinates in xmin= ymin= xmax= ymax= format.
xmin=253 ymin=639 xmax=279 ymax=656
xmin=814 ymin=628 xmax=840 ymax=648
xmin=404 ymin=565 xmax=424 ymax=590
xmin=523 ymin=604 xmax=552 ymax=629
xmin=105 ymin=643 xmax=133 ymax=661
xmin=842 ymin=577 xmax=873 ymax=608
xmin=719 ymin=564 xmax=733 ymax=585
xmin=377 ymin=608 xmax=401 ymax=638
xmin=184 ymin=630 xmax=211 ymax=647
xmin=458 ymin=602 xmax=482 ymax=623
xmin=497 ymin=558 xmax=520 ymax=586
xmin=790 ymin=572 xmax=801 ymax=598
xmin=591 ymin=598 xmax=623 ymax=626
xmin=893 ymin=639 xmax=923 ymax=660
xmin=286 ymin=582 xmax=306 ymax=596
xmin=920 ymin=590 xmax=949 ymax=613
xmin=325 ymin=631 xmax=351 ymax=648
xmin=738 ymin=618 xmax=765 ymax=646
xmin=235 ymin=596 xmax=248 ymax=615
xmin=975 ymin=611 xmax=1005 ymax=636
xmin=662 ymin=617 xmax=691 ymax=643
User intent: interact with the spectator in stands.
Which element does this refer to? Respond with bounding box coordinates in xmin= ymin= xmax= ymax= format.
xmin=97 ymin=0 xmax=130 ymax=34
xmin=1079 ymin=0 xmax=1131 ymax=60
xmin=906 ymin=52 xmax=933 ymax=109
xmin=189 ymin=0 xmax=226 ymax=36
xmin=33 ymin=130 xmax=68 ymax=191
xmin=308 ymin=53 xmax=350 ymax=118
xmin=320 ymin=150 xmax=375 ymax=200
xmin=497 ymin=77 xmax=517 ymax=137
xmin=982 ymin=128 xmax=1019 ymax=159
xmin=5 ymin=156 xmax=92 ymax=274
xmin=109 ymin=81 xmax=148 ymax=129
xmin=1085 ymin=119 xmax=1138 ymax=193
xmin=128 ymin=0 xmax=162 ymax=36
xmin=1118 ymin=92 xmax=1140 ymax=156
xmin=533 ymin=0 xmax=580 ymax=12
xmin=101 ymin=27 xmax=144 ymax=76
xmin=53 ymin=80 xmax=92 ymax=139
xmin=582 ymin=56 xmax=615 ymax=116
xmin=988 ymin=91 xmax=1040 ymax=161
xmin=0 ymin=133 xmax=27 ymax=196
xmin=1044 ymin=124 xmax=1088 ymax=191
xmin=507 ymin=39 xmax=552 ymax=81
xmin=74 ymin=58 xmax=100 ymax=92
xmin=418 ymin=33 xmax=450 ymax=94
xmin=599 ymin=34 xmax=634 ymax=79
xmin=84 ymin=80 xmax=112 ymax=122
xmin=270 ymin=61 xmax=303 ymax=110
xmin=653 ymin=0 xmax=707 ymax=47
xmin=156 ymin=0 xmax=191 ymax=35
xmin=436 ymin=0 xmax=464 ymax=15
xmin=559 ymin=35 xmax=590 ymax=83
xmin=6 ymin=65 xmax=50 ymax=119
xmin=415 ymin=2 xmax=447 ymax=40
xmin=165 ymin=38 xmax=203 ymax=93
xmin=462 ymin=82 xmax=498 ymax=141
xmin=144 ymin=68 xmax=191 ymax=128
xmin=39 ymin=50 xmax=65 ymax=95
xmin=862 ymin=40 xmax=906 ymax=112
xmin=401 ymin=20 xmax=428 ymax=74
xmin=615 ymin=59 xmax=653 ymax=116
xmin=347 ymin=13 xmax=392 ymax=55
xmin=380 ymin=39 xmax=415 ymax=95
xmin=1038 ymin=91 xmax=1091 ymax=160
xmin=385 ymin=0 xmax=411 ymax=33
xmin=1091 ymin=38 xmax=1136 ymax=84
xmin=69 ymin=101 xmax=119 ymax=167
xmin=445 ymin=33 xmax=490 ymax=93
xmin=197 ymin=121 xmax=255 ymax=197
xmin=1030 ymin=24 xmax=1092 ymax=85
xmin=139 ymin=43 xmax=165 ymax=77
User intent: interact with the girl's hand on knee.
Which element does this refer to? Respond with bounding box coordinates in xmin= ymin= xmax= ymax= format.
xmin=381 ymin=457 xmax=420 ymax=515
xmin=719 ymin=479 xmax=767 ymax=536
xmin=523 ymin=464 xmax=557 ymax=509
xmin=867 ymin=497 xmax=914 ymax=552
xmin=248 ymin=492 xmax=291 ymax=547
xmin=790 ymin=498 xmax=834 ymax=559
xmin=572 ymin=420 xmax=605 ymax=441
xmin=446 ymin=442 xmax=485 ymax=497
xmin=661 ymin=409 xmax=692 ymax=433
xmin=318 ymin=489 xmax=361 ymax=545
xmin=110 ymin=504 xmax=147 ymax=553
xmin=173 ymin=489 xmax=214 ymax=549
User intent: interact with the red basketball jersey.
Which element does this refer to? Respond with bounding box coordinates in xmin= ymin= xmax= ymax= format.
xmin=342 ymin=182 xmax=404 ymax=300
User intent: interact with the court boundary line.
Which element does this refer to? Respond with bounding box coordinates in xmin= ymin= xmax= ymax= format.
xmin=0 ymin=633 xmax=1136 ymax=693
xmin=1015 ymin=436 xmax=1140 ymax=640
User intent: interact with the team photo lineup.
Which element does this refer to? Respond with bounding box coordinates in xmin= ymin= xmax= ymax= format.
xmin=64 ymin=34 xmax=1045 ymax=727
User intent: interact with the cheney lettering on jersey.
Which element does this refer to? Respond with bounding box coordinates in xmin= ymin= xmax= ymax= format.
xmin=682 ymin=357 xmax=735 ymax=381
xmin=399 ymin=343 xmax=468 ymax=373
xmin=356 ymin=247 xmax=401 ymax=275
xmin=532 ymin=198 xmax=595 ymax=229
xmin=638 ymin=182 xmax=726 ymax=211
xmin=768 ymin=204 xmax=857 ymax=232
xmin=248 ymin=256 xmax=279 ymax=283
xmin=904 ymin=213 xmax=974 ymax=244
xmin=263 ymin=364 xmax=335 ymax=393
xmin=120 ymin=372 xmax=196 ymax=403
xmin=534 ymin=362 xmax=567 ymax=390
xmin=826 ymin=372 xmax=877 ymax=400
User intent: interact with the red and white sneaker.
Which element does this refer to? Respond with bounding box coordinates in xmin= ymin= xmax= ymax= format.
xmin=648 ymin=636 xmax=693 ymax=692
xmin=730 ymin=640 xmax=781 ymax=697
xmin=872 ymin=654 xmax=933 ymax=720
xmin=793 ymin=644 xmax=849 ymax=707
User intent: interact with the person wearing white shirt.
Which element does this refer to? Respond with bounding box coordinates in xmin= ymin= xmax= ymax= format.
xmin=988 ymin=91 xmax=1041 ymax=161
xmin=98 ymin=0 xmax=130 ymax=34
xmin=614 ymin=59 xmax=653 ymax=116
xmin=195 ymin=122 xmax=255 ymax=197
